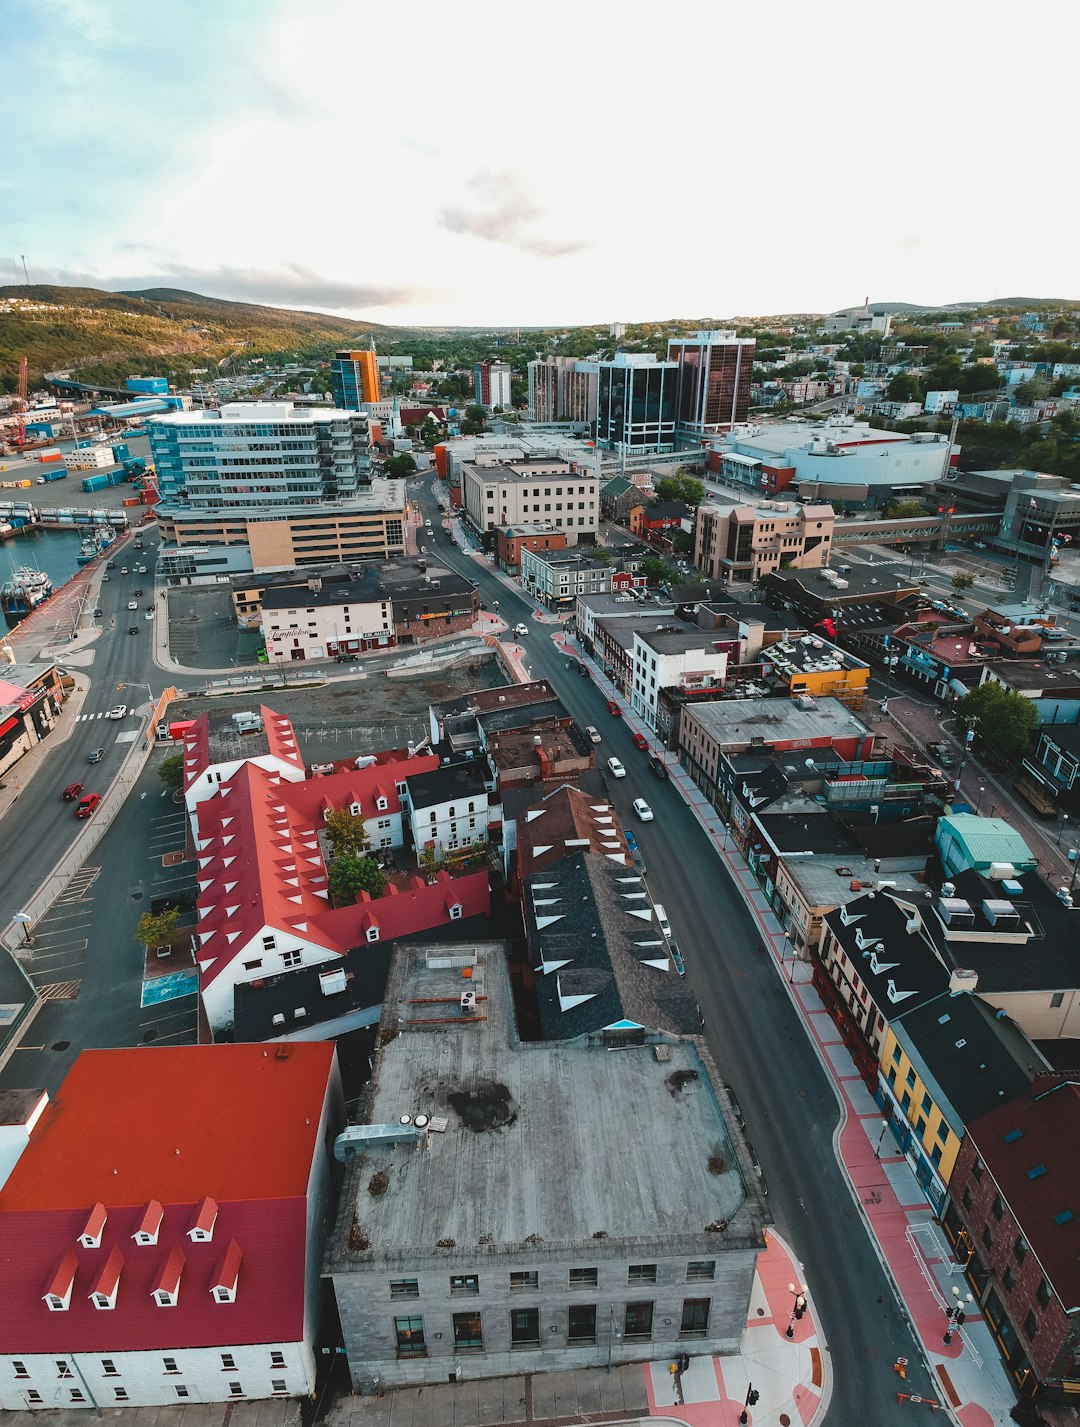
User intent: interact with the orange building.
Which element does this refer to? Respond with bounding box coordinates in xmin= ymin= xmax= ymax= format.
xmin=331 ymin=349 xmax=381 ymax=407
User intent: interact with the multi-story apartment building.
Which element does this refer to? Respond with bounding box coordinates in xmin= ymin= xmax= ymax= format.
xmin=149 ymin=402 xmax=405 ymax=575
xmin=527 ymin=357 xmax=599 ymax=425
xmin=694 ymin=496 xmax=834 ymax=585
xmin=595 ymin=354 xmax=678 ymax=452
xmin=629 ymin=627 xmax=728 ymax=730
xmin=667 ymin=331 xmax=755 ymax=439
xmin=519 ymin=547 xmax=612 ymax=609
xmin=472 ymin=361 xmax=513 ymax=411
xmin=330 ymin=350 xmax=381 ymax=409
xmin=460 ymin=458 xmax=599 ymax=545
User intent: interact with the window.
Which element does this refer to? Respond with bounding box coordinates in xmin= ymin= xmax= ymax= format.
xmin=281 ymin=949 xmax=302 ymax=968
xmin=569 ymin=1267 xmax=598 ymax=1288
xmin=680 ymin=1298 xmax=711 ymax=1338
xmin=450 ymin=1274 xmax=479 ymax=1295
xmin=215 ymin=1285 xmax=235 ymax=1302
xmin=262 ymin=935 xmax=276 ymax=951
xmin=905 ymin=1069 xmax=916 ymax=1089
xmin=921 ymin=1092 xmax=932 ymax=1114
xmin=163 ymin=1357 xmax=179 ymax=1374
xmin=687 ymin=1260 xmax=716 ymax=1282
xmin=70 ymin=1390 xmax=86 ymax=1403
xmin=221 ymin=1354 xmax=236 ymax=1370
xmin=972 ymin=1157 xmax=984 ymax=1182
xmin=242 ymin=958 xmax=262 ymax=972
xmin=228 ymin=1382 xmax=244 ymax=1398
xmin=1051 ymin=993 xmax=1065 ymax=1009
xmin=568 ymin=1304 xmax=597 ymax=1343
xmin=511 ymin=1271 xmax=538 ymax=1292
xmin=56 ymin=1362 xmax=72 ymax=1379
xmin=394 ymin=1316 xmax=427 ymax=1358
xmin=270 ymin=1351 xmax=286 ymax=1367
xmin=1014 ymin=1236 xmax=1029 ymax=1266
xmin=176 ymin=1386 xmax=190 ymax=1400
xmin=1037 ymin=1278 xmax=1051 ymax=1309
xmin=272 ymin=1380 xmax=288 ymax=1394
xmin=1024 ymin=1311 xmax=1038 ymax=1341
xmin=510 ymin=1307 xmax=540 ymax=1348
xmin=901 ymin=1091 xmax=912 ymax=1115
xmin=390 ymin=1278 xmax=419 ymax=1299
xmin=891 ymin=1043 xmax=901 ymax=1065
xmin=624 ymin=1302 xmax=654 ymax=1341
xmin=453 ymin=1311 xmax=484 ymax=1353
xmin=982 ymin=1225 xmax=994 ymax=1251
xmin=1003 ymin=1266 xmax=1015 ymax=1292
xmin=114 ymin=1388 xmax=129 ymax=1402
xmin=992 ymin=1194 xmax=1004 ymax=1221
xmin=962 ymin=1186 xmax=973 ymax=1211
xmin=12 ymin=1362 xmax=28 ymax=1379
xmin=27 ymin=1391 xmax=42 ymax=1404
xmin=628 ymin=1264 xmax=658 ymax=1284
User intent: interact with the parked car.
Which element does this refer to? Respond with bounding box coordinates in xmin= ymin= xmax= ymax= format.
xmin=106 ymin=705 xmax=128 ymax=720
xmin=648 ymin=755 xmax=669 ymax=779
xmin=624 ymin=828 xmax=646 ymax=876
xmin=145 ymin=610 xmax=155 ymax=620
xmin=87 ymin=748 xmax=104 ymax=764
xmin=513 ymin=622 xmax=529 ymax=636
xmin=576 ymin=661 xmax=589 ymax=677
xmin=746 ymin=1140 xmax=769 ymax=1196
xmin=62 ymin=782 xmax=84 ymax=801
xmin=632 ymin=731 xmax=649 ymax=751
xmin=75 ymin=793 xmax=101 ymax=819
xmin=653 ymin=902 xmax=672 ymax=939
xmin=585 ymin=725 xmax=602 ymax=744
xmin=92 ymin=607 xmax=102 ymax=618
xmin=632 ymin=797 xmax=654 ymax=822
xmin=607 ymin=756 xmax=627 ymax=778
xmin=606 ymin=699 xmax=621 ymax=716
xmin=724 ymin=1084 xmax=746 ymax=1130
xmin=106 ymin=561 xmax=116 ymax=570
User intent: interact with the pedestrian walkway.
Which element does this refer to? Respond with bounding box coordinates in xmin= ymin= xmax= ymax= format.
xmin=566 ymin=647 xmax=1018 ymax=1425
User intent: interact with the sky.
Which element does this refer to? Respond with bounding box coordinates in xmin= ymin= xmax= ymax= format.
xmin=1 ymin=0 xmax=1077 ymax=328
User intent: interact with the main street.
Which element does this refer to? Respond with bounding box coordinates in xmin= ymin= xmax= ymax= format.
xmin=409 ymin=475 xmax=935 ymax=1424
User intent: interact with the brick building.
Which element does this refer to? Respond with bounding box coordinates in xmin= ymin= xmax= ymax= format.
xmin=495 ymin=524 xmax=567 ymax=576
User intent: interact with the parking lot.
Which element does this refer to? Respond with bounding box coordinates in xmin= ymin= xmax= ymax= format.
xmin=167 ymin=585 xmax=263 ymax=669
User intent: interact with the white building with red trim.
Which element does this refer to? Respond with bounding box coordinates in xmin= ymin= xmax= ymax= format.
xmin=0 ymin=1043 xmax=343 ymax=1409
xmin=179 ymin=710 xmax=490 ymax=1034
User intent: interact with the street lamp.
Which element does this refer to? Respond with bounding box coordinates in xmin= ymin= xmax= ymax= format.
xmin=786 ymin=1281 xmax=808 ymax=1338
xmin=606 ymin=1304 xmax=621 ymax=1374
xmin=1058 ymin=813 xmax=1070 ymax=848
xmin=943 ymin=1287 xmax=974 ymax=1345
xmin=14 ymin=912 xmax=33 ymax=948
xmin=874 ymin=1118 xmax=890 ymax=1158
xmin=975 ymin=785 xmax=986 ymax=815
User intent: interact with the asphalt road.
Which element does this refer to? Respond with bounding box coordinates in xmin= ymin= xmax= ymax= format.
xmin=414 ymin=477 xmax=935 ymax=1424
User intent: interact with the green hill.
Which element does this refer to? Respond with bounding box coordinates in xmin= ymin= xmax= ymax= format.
xmin=0 ymin=284 xmax=388 ymax=390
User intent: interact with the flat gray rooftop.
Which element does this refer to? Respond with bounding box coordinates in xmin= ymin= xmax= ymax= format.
xmin=683 ymin=694 xmax=870 ymax=747
xmin=333 ymin=945 xmax=754 ymax=1267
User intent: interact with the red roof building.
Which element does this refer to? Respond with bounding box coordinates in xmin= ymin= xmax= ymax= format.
xmin=0 ymin=1043 xmax=343 ymax=1410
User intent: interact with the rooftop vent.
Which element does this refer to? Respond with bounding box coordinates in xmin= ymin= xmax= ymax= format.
xmin=939 ymin=897 xmax=975 ymax=928
xmin=982 ymin=899 xmax=1020 ymax=927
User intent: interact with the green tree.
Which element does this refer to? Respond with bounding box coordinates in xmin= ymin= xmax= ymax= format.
xmin=951 ymin=571 xmax=975 ymax=594
xmin=385 ymin=452 xmax=417 ymax=478
xmin=329 ymin=854 xmax=386 ymax=907
xmin=887 ymin=373 xmax=921 ymax=403
xmin=134 ymin=906 xmax=180 ymax=950
xmin=883 ymin=499 xmax=930 ymax=519
xmin=955 ymin=682 xmax=1038 ymax=757
xmin=672 ymin=530 xmax=694 ymax=555
xmin=158 ymin=753 xmax=184 ymax=792
xmin=638 ymin=556 xmax=679 ymax=586
xmin=653 ymin=475 xmax=706 ymax=507
xmin=324 ymin=806 xmax=372 ymax=858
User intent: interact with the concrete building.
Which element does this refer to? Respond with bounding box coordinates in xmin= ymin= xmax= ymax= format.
xmin=527 ymin=357 xmax=598 ymax=425
xmin=404 ymin=762 xmax=492 ymax=859
xmin=595 ymin=354 xmax=678 ymax=452
xmin=520 ymin=547 xmax=612 ymax=609
xmin=0 ymin=662 xmax=64 ymax=782
xmin=325 ymin=941 xmax=768 ymax=1391
xmin=0 ymin=1044 xmax=344 ymax=1410
xmin=460 ymin=457 xmax=599 ymax=545
xmin=703 ymin=418 xmax=951 ymax=510
xmin=630 ymin=627 xmax=728 ymax=730
xmin=573 ymin=592 xmax=676 ymax=658
xmin=472 ymin=361 xmax=513 ymax=411
xmin=331 ymin=350 xmax=381 ymax=410
xmin=821 ymin=304 xmax=894 ymax=336
xmin=694 ymin=495 xmax=835 ymax=586
xmin=667 ymin=330 xmax=755 ymax=439
xmin=150 ymin=402 xmax=406 ymax=576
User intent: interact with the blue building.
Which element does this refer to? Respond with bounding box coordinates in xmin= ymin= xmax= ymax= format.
xmin=127 ymin=376 xmax=169 ymax=396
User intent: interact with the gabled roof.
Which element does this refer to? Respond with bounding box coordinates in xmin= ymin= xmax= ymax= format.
xmin=967 ymin=1079 xmax=1080 ymax=1307
xmin=518 ymin=785 xmax=630 ymax=879
xmin=0 ymin=1043 xmax=335 ymax=1354
xmin=525 ymin=851 xmax=698 ymax=1041
xmin=282 ymin=752 xmax=438 ymax=825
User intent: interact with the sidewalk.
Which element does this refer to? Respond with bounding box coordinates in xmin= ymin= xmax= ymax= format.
xmin=324 ymin=1231 xmax=827 ymax=1427
xmin=567 ymin=656 xmax=1018 ymax=1426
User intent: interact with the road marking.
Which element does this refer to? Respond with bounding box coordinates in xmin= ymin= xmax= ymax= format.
xmin=26 ymin=942 xmax=88 ymax=959
xmin=37 ymin=979 xmax=81 ymax=1000
xmin=13 ymin=1045 xmax=45 ymax=1052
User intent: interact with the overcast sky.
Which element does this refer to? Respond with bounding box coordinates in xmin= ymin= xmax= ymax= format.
xmin=2 ymin=0 xmax=1075 ymax=328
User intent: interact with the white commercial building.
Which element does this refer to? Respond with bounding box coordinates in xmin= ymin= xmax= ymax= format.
xmin=460 ymin=457 xmax=600 ymax=544
xmin=630 ymin=627 xmax=728 ymax=729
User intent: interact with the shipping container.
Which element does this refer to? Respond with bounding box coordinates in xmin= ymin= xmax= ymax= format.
xmin=111 ymin=444 xmax=130 ymax=462
xmin=121 ymin=497 xmax=141 ymax=507
xmin=43 ymin=469 xmax=67 ymax=482
xmin=81 ymin=474 xmax=110 ymax=493
xmin=37 ymin=449 xmax=63 ymax=463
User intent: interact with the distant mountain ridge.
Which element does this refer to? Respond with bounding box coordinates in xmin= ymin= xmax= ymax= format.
xmin=834 ymin=298 xmax=1076 ymax=315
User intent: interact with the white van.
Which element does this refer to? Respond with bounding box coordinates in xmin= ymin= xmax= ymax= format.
xmin=653 ymin=903 xmax=672 ymax=939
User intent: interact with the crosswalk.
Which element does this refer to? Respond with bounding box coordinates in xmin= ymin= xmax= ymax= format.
xmin=76 ymin=711 xmax=125 ymax=721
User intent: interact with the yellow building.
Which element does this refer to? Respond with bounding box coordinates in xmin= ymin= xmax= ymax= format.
xmin=764 ymin=634 xmax=869 ymax=708
xmin=876 ymin=995 xmax=1035 ymax=1213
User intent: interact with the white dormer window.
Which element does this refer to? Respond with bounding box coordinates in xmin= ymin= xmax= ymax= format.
xmin=375 ymin=796 xmax=388 ymax=811
xmin=449 ymin=903 xmax=463 ymax=920
xmin=349 ymin=802 xmax=362 ymax=816
xmin=366 ymin=925 xmax=380 ymax=943
xmin=214 ymin=1286 xmax=234 ymax=1303
xmin=154 ymin=1289 xmax=174 ymax=1307
xmin=46 ymin=1295 xmax=67 ymax=1311
xmin=93 ymin=1294 xmax=113 ymax=1310
xmin=188 ymin=1197 xmax=218 ymax=1242
xmin=322 ymin=807 xmax=331 ymax=822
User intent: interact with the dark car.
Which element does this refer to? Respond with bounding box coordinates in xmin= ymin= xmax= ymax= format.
xmin=128 ymin=625 xmax=138 ymax=635
xmin=648 ymin=755 xmax=669 ymax=779
xmin=62 ymin=782 xmax=84 ymax=801
xmin=87 ymin=748 xmax=104 ymax=764
xmin=134 ymin=587 xmax=144 ymax=597
xmin=75 ymin=793 xmax=101 ymax=819
xmin=606 ymin=699 xmax=621 ymax=716
xmin=576 ymin=661 xmax=589 ymax=677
